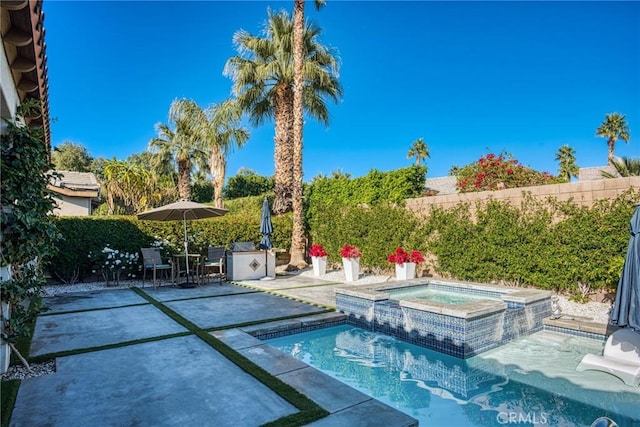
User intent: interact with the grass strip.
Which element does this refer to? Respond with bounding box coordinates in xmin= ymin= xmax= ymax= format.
xmin=197 ymin=329 xmax=329 ymax=427
xmin=267 ymin=292 xmax=336 ymax=311
xmin=268 ymin=282 xmax=342 ymax=291
xmin=157 ymin=289 xmax=261 ymax=304
xmin=203 ymin=309 xmax=334 ymax=332
xmin=133 ymin=287 xmax=330 ymax=426
xmin=10 ymin=297 xmax=40 ymax=366
xmin=0 ymin=379 xmax=20 ymax=427
xmin=27 ymin=331 xmax=192 ymax=364
xmin=230 ymin=281 xmax=336 ymax=310
xmin=3 ymin=297 xmax=41 ymax=425
xmin=38 ymin=302 xmax=149 ymax=317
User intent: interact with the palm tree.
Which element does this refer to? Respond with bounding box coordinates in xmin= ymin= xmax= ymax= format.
xmin=204 ymin=99 xmax=250 ymax=208
xmin=596 ymin=113 xmax=630 ymax=166
xmin=149 ymin=99 xmax=209 ymax=201
xmin=128 ymin=151 xmax=179 ymax=207
xmin=224 ymin=10 xmax=341 ymax=215
xmin=407 ymin=137 xmax=430 ymax=165
xmin=602 ymin=156 xmax=640 ymax=178
xmin=290 ymin=0 xmax=327 ymax=268
xmin=102 ymin=158 xmax=154 ymax=214
xmin=554 ymin=144 xmax=579 ymax=182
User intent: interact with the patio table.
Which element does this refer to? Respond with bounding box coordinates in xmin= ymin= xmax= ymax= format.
xmin=172 ymin=253 xmax=203 ymax=285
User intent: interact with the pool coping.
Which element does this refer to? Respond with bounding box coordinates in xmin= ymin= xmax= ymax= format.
xmin=335 ymin=277 xmax=553 ymax=320
xmin=544 ymin=317 xmax=620 ymax=340
xmin=214 ymin=312 xmax=418 ymax=427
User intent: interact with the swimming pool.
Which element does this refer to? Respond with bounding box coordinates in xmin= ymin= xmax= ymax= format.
xmin=267 ymin=325 xmax=640 ymax=427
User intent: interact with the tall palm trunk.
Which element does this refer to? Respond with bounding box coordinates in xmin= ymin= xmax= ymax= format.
xmin=177 ymin=158 xmax=191 ymax=200
xmin=607 ymin=138 xmax=615 ymax=166
xmin=273 ymin=84 xmax=294 ymax=214
xmin=290 ymin=0 xmax=307 ymax=268
xmin=210 ymin=147 xmax=225 ymax=208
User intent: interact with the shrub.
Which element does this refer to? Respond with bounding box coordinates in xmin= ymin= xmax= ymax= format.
xmin=424 ymin=189 xmax=639 ymax=294
xmin=88 ymin=245 xmax=140 ymax=285
xmin=455 ymin=152 xmax=561 ymax=193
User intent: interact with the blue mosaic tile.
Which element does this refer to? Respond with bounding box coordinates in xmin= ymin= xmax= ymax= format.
xmin=337 ymin=282 xmax=552 ymax=359
xmin=543 ymin=325 xmax=608 ymax=342
xmin=253 ymin=319 xmax=347 ymax=340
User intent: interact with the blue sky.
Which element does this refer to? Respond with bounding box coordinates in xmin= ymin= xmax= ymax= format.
xmin=44 ymin=1 xmax=639 ymax=181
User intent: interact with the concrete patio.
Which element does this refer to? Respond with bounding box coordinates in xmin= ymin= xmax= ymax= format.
xmin=8 ymin=276 xmax=417 ymax=426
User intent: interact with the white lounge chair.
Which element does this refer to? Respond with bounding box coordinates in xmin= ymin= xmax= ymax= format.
xmin=576 ymin=328 xmax=640 ymax=387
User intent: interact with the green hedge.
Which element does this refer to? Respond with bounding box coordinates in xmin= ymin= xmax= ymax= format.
xmin=423 ymin=189 xmax=639 ymax=296
xmin=48 ymin=212 xmax=292 ymax=283
xmin=308 ymin=200 xmax=426 ymax=271
xmin=309 ymin=188 xmax=638 ymax=296
xmin=306 ymin=165 xmax=427 ymax=223
xmin=48 ymin=166 xmax=638 ymax=299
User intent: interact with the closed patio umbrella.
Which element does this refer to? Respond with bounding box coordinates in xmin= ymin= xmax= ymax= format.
xmin=259 ymin=198 xmax=273 ymax=251
xmin=136 ymin=199 xmax=228 ymax=287
xmin=609 ymin=204 xmax=640 ymax=330
xmin=258 ymin=198 xmax=273 ymax=280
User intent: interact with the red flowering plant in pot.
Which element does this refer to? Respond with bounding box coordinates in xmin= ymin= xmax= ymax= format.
xmin=388 ymin=247 xmax=425 ymax=280
xmin=340 ymin=244 xmax=362 ymax=282
xmin=340 ymin=244 xmax=362 ymax=259
xmin=308 ymin=243 xmax=328 ymax=258
xmin=308 ymin=244 xmax=328 ymax=276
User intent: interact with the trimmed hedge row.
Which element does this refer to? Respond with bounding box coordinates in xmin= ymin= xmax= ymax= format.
xmin=47 ymin=212 xmax=292 ymax=283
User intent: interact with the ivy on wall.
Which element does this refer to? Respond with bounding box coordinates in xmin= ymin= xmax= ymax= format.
xmin=1 ymin=101 xmax=60 ymax=367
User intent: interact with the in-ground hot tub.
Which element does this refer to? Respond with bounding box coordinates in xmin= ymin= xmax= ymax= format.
xmin=335 ymin=278 xmax=552 ymax=358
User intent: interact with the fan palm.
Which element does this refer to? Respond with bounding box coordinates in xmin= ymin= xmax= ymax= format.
xmin=602 ymin=156 xmax=640 ymax=178
xmin=204 ymin=99 xmax=250 ymax=208
xmin=407 ymin=137 xmax=430 ymax=165
xmin=290 ymin=0 xmax=327 ymax=267
xmin=224 ymin=9 xmax=341 ymax=215
xmin=596 ymin=113 xmax=630 ymax=166
xmin=149 ymin=99 xmax=209 ymax=201
xmin=554 ymin=144 xmax=579 ymax=182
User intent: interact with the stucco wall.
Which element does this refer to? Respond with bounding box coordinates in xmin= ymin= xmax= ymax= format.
xmin=406 ymin=177 xmax=640 ymax=217
xmin=53 ymin=195 xmax=92 ymax=216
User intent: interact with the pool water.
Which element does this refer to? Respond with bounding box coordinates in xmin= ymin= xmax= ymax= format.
xmin=386 ymin=286 xmax=501 ymax=305
xmin=267 ymin=325 xmax=640 ymax=427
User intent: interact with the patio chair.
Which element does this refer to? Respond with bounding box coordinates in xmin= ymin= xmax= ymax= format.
xmin=141 ymin=247 xmax=173 ymax=290
xmin=202 ymin=246 xmax=226 ymax=284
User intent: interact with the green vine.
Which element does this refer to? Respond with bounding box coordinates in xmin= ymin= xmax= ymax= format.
xmin=0 ymin=101 xmax=60 ymax=368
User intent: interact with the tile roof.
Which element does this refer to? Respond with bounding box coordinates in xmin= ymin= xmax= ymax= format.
xmin=51 ymin=171 xmax=100 ymax=191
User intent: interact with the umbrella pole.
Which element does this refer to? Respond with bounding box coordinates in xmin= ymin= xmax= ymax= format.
xmin=183 ymin=212 xmax=191 ymax=285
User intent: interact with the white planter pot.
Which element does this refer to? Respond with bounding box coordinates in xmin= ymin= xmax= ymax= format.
xmin=312 ymin=256 xmax=327 ymax=277
xmin=342 ymin=257 xmax=360 ymax=282
xmin=395 ymin=262 xmax=416 ymax=280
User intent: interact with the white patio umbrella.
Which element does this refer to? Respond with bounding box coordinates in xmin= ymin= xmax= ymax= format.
xmin=136 ymin=199 xmax=228 ymax=287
